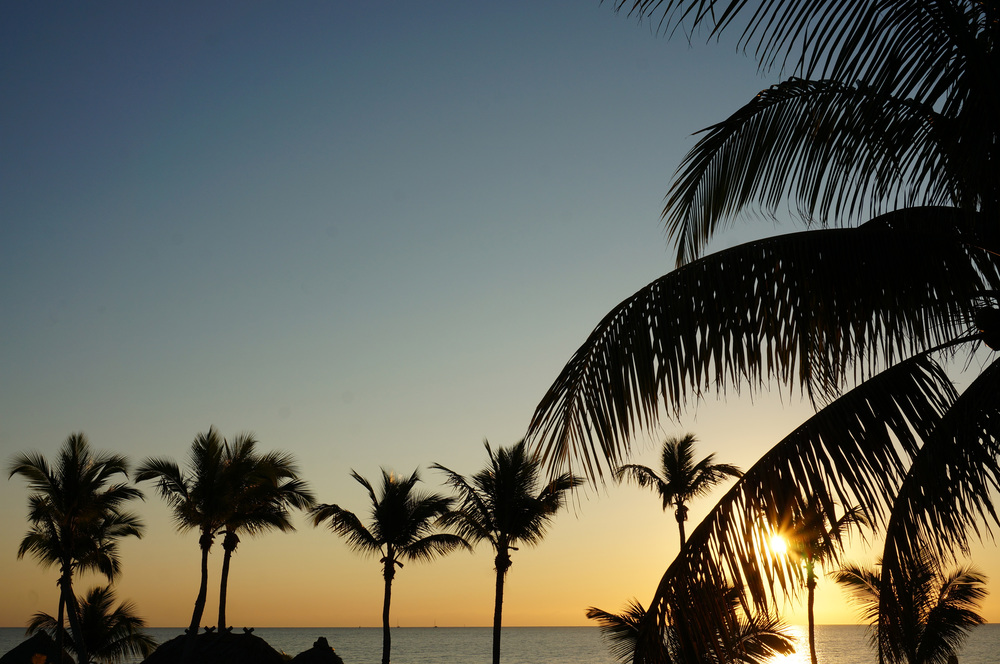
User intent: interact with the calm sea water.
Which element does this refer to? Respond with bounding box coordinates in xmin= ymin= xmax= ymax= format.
xmin=1 ymin=624 xmax=997 ymax=663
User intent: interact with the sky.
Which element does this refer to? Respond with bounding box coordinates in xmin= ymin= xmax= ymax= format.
xmin=2 ymin=1 xmax=997 ymax=631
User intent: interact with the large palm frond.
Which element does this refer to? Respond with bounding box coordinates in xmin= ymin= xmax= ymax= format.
xmin=880 ymin=355 xmax=1000 ymax=573
xmin=632 ymin=354 xmax=955 ymax=661
xmin=664 ymin=78 xmax=951 ymax=264
xmin=527 ymin=209 xmax=995 ymax=482
xmin=611 ymin=1 xmax=996 ymax=87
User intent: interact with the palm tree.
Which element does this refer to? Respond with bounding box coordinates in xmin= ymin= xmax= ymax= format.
xmin=8 ymin=433 xmax=145 ymax=664
xmin=135 ymin=427 xmax=228 ymax=637
xmin=526 ymin=2 xmax=1000 ymax=659
xmin=27 ymin=585 xmax=158 ymax=664
xmin=833 ymin=548 xmax=987 ymax=664
xmin=775 ymin=502 xmax=868 ymax=664
xmin=616 ymin=434 xmax=741 ymax=545
xmin=215 ymin=434 xmax=314 ymax=631
xmin=311 ymin=468 xmax=469 ymax=664
xmin=587 ymin=589 xmax=794 ymax=664
xmin=433 ymin=439 xmax=583 ymax=664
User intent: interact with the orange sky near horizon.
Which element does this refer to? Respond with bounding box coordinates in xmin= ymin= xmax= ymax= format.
xmin=4 ymin=397 xmax=998 ymax=631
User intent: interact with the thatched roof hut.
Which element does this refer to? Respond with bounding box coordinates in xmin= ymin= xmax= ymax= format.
xmin=0 ymin=632 xmax=74 ymax=664
xmin=140 ymin=631 xmax=285 ymax=664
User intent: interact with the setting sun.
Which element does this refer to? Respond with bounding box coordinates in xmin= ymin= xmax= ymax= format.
xmin=770 ymin=534 xmax=789 ymax=556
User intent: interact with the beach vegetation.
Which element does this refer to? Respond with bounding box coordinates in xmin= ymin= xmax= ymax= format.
xmin=215 ymin=436 xmax=314 ymax=631
xmin=834 ymin=547 xmax=988 ymax=664
xmin=615 ymin=433 xmax=740 ymax=546
xmin=587 ymin=585 xmax=794 ymax=664
xmin=527 ymin=1 xmax=1000 ymax=660
xmin=775 ymin=501 xmax=868 ymax=664
xmin=310 ymin=468 xmax=470 ymax=664
xmin=8 ymin=433 xmax=145 ymax=664
xmin=26 ymin=584 xmax=157 ymax=664
xmin=136 ymin=427 xmax=230 ymax=638
xmin=433 ymin=439 xmax=582 ymax=664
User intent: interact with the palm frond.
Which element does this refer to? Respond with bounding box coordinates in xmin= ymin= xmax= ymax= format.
xmin=880 ymin=355 xmax=1000 ymax=574
xmin=527 ymin=210 xmax=991 ymax=482
xmin=636 ymin=354 xmax=955 ymax=660
xmin=311 ymin=503 xmax=381 ymax=557
xmin=610 ymin=1 xmax=989 ymax=89
xmin=587 ymin=599 xmax=652 ymax=664
xmin=665 ymin=78 xmax=948 ymax=264
xmin=401 ymin=533 xmax=472 ymax=563
xmin=916 ymin=565 xmax=988 ymax=664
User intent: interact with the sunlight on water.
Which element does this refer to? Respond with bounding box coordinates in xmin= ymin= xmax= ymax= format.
xmin=770 ymin=624 xmax=808 ymax=664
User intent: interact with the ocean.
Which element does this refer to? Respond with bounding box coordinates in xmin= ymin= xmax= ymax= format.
xmin=0 ymin=624 xmax=997 ymax=663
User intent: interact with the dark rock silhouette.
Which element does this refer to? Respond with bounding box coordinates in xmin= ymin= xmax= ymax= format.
xmin=0 ymin=632 xmax=74 ymax=664
xmin=290 ymin=637 xmax=345 ymax=664
xmin=140 ymin=631 xmax=284 ymax=664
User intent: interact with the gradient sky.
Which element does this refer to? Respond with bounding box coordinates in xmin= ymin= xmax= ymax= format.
xmin=2 ymin=1 xmax=997 ymax=631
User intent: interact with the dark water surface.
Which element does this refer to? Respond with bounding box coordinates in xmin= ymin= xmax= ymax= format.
xmin=1 ymin=624 xmax=997 ymax=663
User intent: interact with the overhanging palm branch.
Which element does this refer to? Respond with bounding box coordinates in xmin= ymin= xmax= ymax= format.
xmin=528 ymin=209 xmax=996 ymax=482
xmin=869 ymin=356 xmax=1000 ymax=662
xmin=664 ymin=78 xmax=953 ymax=264
xmin=880 ymin=356 xmax=1000 ymax=570
xmin=631 ymin=354 xmax=958 ymax=661
xmin=611 ymin=1 xmax=997 ymax=92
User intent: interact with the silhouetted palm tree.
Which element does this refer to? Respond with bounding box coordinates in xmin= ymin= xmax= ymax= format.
xmin=776 ymin=503 xmax=868 ymax=664
xmin=587 ymin=588 xmax=794 ymax=664
xmin=527 ymin=2 xmax=1000 ymax=660
xmin=616 ymin=434 xmax=740 ymax=545
xmin=834 ymin=547 xmax=987 ymax=664
xmin=215 ymin=434 xmax=314 ymax=631
xmin=311 ymin=469 xmax=469 ymax=664
xmin=136 ymin=427 xmax=228 ymax=637
xmin=433 ymin=439 xmax=582 ymax=664
xmin=8 ymin=433 xmax=144 ymax=664
xmin=27 ymin=585 xmax=157 ymax=664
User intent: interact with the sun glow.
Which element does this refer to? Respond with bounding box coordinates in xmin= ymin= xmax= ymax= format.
xmin=770 ymin=534 xmax=789 ymax=556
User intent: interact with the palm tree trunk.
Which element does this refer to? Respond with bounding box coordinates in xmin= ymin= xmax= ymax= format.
xmin=189 ymin=533 xmax=213 ymax=633
xmin=676 ymin=502 xmax=688 ymax=544
xmin=183 ymin=531 xmax=214 ymax=664
xmin=807 ymin=559 xmax=817 ymax=664
xmin=382 ymin=550 xmax=396 ymax=664
xmin=61 ymin=568 xmax=88 ymax=664
xmin=218 ymin=535 xmax=237 ymax=631
xmin=493 ymin=547 xmax=511 ymax=664
xmin=56 ymin=590 xmax=66 ymax=660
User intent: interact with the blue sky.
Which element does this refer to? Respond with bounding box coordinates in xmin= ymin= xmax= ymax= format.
xmin=5 ymin=1 xmax=993 ymax=631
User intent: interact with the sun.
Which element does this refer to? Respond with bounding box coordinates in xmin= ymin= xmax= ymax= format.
xmin=769 ymin=534 xmax=789 ymax=556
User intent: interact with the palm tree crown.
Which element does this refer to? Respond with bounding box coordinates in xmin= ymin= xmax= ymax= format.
xmin=311 ymin=468 xmax=469 ymax=664
xmin=215 ymin=434 xmax=314 ymax=630
xmin=136 ymin=427 xmax=230 ymax=636
xmin=616 ymin=433 xmax=741 ymax=545
xmin=433 ymin=439 xmax=582 ymax=664
xmin=8 ymin=433 xmax=144 ymax=664
xmin=834 ymin=548 xmax=988 ymax=664
xmin=27 ymin=585 xmax=157 ymax=664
